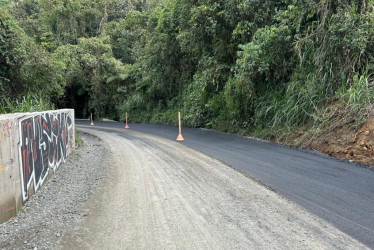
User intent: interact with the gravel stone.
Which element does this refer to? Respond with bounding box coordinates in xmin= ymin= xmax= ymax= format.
xmin=0 ymin=132 xmax=111 ymax=250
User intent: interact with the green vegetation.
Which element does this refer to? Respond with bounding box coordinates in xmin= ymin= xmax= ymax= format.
xmin=1 ymin=0 xmax=374 ymax=140
xmin=0 ymin=94 xmax=53 ymax=113
xmin=75 ymin=129 xmax=84 ymax=148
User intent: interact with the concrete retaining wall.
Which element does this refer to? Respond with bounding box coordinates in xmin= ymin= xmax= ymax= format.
xmin=0 ymin=109 xmax=75 ymax=223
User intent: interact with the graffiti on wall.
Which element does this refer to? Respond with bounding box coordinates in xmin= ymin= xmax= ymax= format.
xmin=18 ymin=112 xmax=73 ymax=201
xmin=1 ymin=121 xmax=14 ymax=137
xmin=0 ymin=121 xmax=14 ymax=140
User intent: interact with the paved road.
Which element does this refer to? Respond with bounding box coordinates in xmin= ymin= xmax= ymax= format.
xmin=62 ymin=124 xmax=367 ymax=249
xmin=76 ymin=120 xmax=374 ymax=248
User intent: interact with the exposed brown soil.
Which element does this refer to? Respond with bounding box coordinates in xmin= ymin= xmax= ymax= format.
xmin=289 ymin=115 xmax=374 ymax=168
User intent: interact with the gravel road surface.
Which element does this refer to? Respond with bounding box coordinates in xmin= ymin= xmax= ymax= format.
xmin=0 ymin=132 xmax=111 ymax=250
xmin=54 ymin=125 xmax=367 ymax=249
xmin=75 ymin=120 xmax=374 ymax=248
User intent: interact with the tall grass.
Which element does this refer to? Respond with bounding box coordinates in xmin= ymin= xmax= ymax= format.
xmin=338 ymin=72 xmax=374 ymax=115
xmin=0 ymin=94 xmax=53 ymax=114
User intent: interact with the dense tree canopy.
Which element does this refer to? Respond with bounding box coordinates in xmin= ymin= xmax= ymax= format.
xmin=1 ymin=0 xmax=374 ymax=137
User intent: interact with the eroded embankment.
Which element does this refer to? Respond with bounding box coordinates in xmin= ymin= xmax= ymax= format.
xmin=292 ymin=117 xmax=374 ymax=167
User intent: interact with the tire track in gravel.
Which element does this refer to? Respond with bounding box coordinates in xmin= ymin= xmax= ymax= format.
xmin=57 ymin=126 xmax=368 ymax=249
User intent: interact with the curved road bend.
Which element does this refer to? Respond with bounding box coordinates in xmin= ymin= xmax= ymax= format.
xmin=75 ymin=120 xmax=374 ymax=248
xmin=61 ymin=124 xmax=365 ymax=249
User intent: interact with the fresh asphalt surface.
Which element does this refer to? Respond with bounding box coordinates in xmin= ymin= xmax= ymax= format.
xmin=76 ymin=120 xmax=374 ymax=248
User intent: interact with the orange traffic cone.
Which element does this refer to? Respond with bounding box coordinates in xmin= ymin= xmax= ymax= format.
xmin=125 ymin=112 xmax=129 ymax=129
xmin=90 ymin=113 xmax=94 ymax=126
xmin=176 ymin=112 xmax=184 ymax=141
